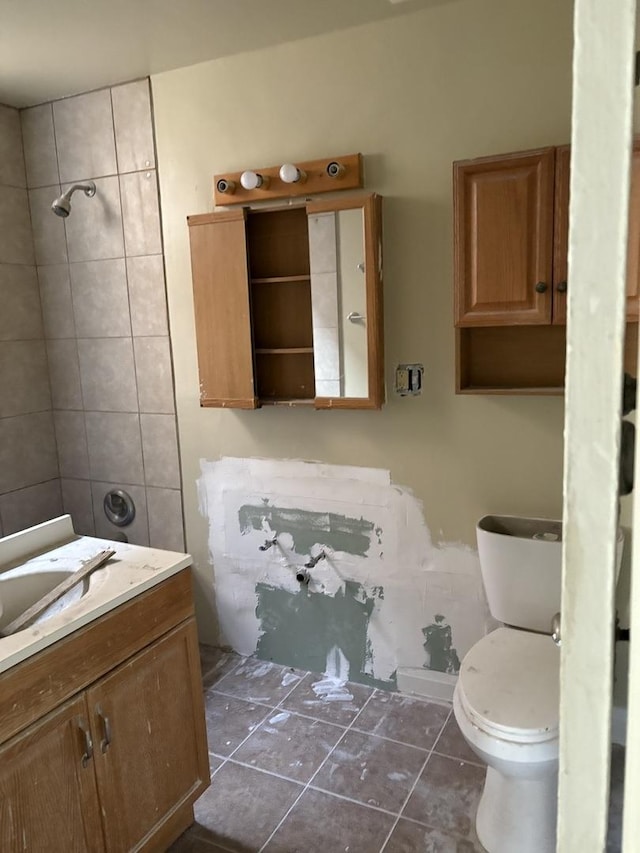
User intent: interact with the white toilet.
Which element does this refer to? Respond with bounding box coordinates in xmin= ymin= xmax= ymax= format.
xmin=453 ymin=515 xmax=623 ymax=853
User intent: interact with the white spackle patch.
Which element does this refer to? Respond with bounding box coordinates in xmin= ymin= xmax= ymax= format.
xmin=245 ymin=662 xmax=272 ymax=679
xmin=269 ymin=712 xmax=291 ymax=725
xmin=281 ymin=671 xmax=299 ymax=687
xmin=387 ymin=772 xmax=408 ymax=782
xmin=312 ymin=646 xmax=354 ymax=703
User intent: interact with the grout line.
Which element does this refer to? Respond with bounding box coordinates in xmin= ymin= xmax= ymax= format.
xmin=257 ymin=687 xmax=377 ymax=852
xmin=379 ymin=707 xmax=453 ymax=852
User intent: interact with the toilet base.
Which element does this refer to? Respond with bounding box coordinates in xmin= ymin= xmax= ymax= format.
xmin=476 ymin=766 xmax=557 ymax=853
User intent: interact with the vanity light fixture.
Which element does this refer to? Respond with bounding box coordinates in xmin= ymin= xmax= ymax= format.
xmin=326 ymin=161 xmax=346 ymax=178
xmin=240 ymin=170 xmax=268 ymax=190
xmin=216 ymin=178 xmax=236 ymax=195
xmin=279 ymin=163 xmax=307 ymax=184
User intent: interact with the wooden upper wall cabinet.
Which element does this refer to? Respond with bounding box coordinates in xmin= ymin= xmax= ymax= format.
xmin=188 ymin=193 xmax=384 ymax=410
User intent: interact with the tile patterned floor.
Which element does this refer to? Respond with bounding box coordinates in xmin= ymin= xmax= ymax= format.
xmin=170 ymin=646 xmax=626 ymax=853
xmin=169 ymin=647 xmax=488 ymax=853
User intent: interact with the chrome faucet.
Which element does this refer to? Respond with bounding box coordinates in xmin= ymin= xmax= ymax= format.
xmin=304 ymin=550 xmax=326 ymax=569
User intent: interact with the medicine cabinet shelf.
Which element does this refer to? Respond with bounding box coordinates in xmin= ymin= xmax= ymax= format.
xmin=251 ymin=275 xmax=311 ymax=285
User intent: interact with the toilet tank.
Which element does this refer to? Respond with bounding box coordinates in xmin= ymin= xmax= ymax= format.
xmin=477 ymin=515 xmax=624 ymax=633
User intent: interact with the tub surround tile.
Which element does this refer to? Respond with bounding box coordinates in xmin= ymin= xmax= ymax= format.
xmin=233 ymin=711 xmax=343 ymax=783
xmin=53 ymin=410 xmax=90 ymax=479
xmin=146 ymin=487 xmax=185 ymax=552
xmin=84 ymin=411 xmax=144 ymax=484
xmin=70 ymin=258 xmax=131 ymax=338
xmin=46 ymin=339 xmax=83 ymax=410
xmin=0 ymin=340 xmax=51 ymax=417
xmin=91 ymin=480 xmax=149 ymax=545
xmin=120 ymin=170 xmax=162 ymax=256
xmin=140 ymin=414 xmax=180 ymax=488
xmin=20 ymin=103 xmax=59 ymax=189
xmin=134 ymin=336 xmax=175 ymax=413
xmin=64 ymin=175 xmax=124 ymax=263
xmin=402 ymin=754 xmax=485 ymax=838
xmin=78 ymin=337 xmax=138 ymax=413
xmin=203 ymin=692 xmax=272 ymax=757
xmin=0 ymin=104 xmax=26 ymax=187
xmin=193 ymin=761 xmax=302 ymax=852
xmin=0 ymin=479 xmax=62 ymax=536
xmin=38 ymin=264 xmax=76 ymax=339
xmin=0 ymin=186 xmax=35 ymax=265
xmin=214 ymin=659 xmax=303 ymax=706
xmin=53 ymin=89 xmax=117 ymax=184
xmin=126 ymin=255 xmax=168 ymax=336
xmin=265 ymin=787 xmax=394 ymax=853
xmin=353 ymin=691 xmax=450 ymax=750
xmin=282 ymin=672 xmax=373 ymax=726
xmin=111 ymin=80 xmax=156 ymax=173
xmin=60 ymin=478 xmax=95 ymax=536
xmin=0 ymin=264 xmax=43 ymax=341
xmin=0 ymin=412 xmax=58 ymax=493
xmin=312 ymin=729 xmax=426 ymax=812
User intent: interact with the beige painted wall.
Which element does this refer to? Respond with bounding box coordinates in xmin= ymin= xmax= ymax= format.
xmin=152 ymin=0 xmax=574 ymax=642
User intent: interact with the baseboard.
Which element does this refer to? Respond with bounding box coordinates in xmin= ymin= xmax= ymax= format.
xmin=612 ymin=705 xmax=627 ymax=746
xmin=396 ymin=667 xmax=457 ymax=703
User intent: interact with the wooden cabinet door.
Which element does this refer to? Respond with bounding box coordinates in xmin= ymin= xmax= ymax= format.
xmin=454 ymin=148 xmax=555 ymax=326
xmin=188 ymin=208 xmax=258 ymax=408
xmin=0 ymin=695 xmax=104 ymax=853
xmin=552 ymin=145 xmax=570 ymax=325
xmin=87 ymin=619 xmax=209 ymax=852
xmin=625 ymin=139 xmax=640 ymax=320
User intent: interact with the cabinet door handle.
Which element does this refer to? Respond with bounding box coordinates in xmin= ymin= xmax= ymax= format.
xmin=556 ymin=281 xmax=568 ymax=293
xmin=96 ymin=706 xmax=112 ymax=752
xmin=79 ymin=720 xmax=94 ymax=767
xmin=535 ymin=281 xmax=548 ymax=293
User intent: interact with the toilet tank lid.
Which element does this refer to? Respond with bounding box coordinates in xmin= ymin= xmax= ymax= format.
xmin=457 ymin=627 xmax=560 ymax=742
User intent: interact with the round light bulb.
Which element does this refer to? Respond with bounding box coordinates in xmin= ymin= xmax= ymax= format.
xmin=240 ymin=170 xmax=264 ymax=190
xmin=279 ymin=163 xmax=304 ymax=184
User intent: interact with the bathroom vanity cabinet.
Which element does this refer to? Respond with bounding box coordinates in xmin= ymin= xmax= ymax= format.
xmin=0 ymin=569 xmax=209 ymax=852
xmin=454 ymin=142 xmax=640 ymax=393
xmin=187 ymin=192 xmax=384 ymax=409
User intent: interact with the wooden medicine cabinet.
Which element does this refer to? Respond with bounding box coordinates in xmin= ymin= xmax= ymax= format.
xmin=188 ymin=192 xmax=384 ymax=409
xmin=453 ymin=142 xmax=640 ymax=394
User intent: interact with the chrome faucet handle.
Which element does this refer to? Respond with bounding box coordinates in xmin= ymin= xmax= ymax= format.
xmin=551 ymin=612 xmax=562 ymax=647
xmin=259 ymin=536 xmax=278 ymax=552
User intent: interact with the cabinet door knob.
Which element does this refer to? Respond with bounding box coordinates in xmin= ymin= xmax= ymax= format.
xmin=556 ymin=281 xmax=568 ymax=293
xmin=96 ymin=705 xmax=112 ymax=752
xmin=535 ymin=281 xmax=548 ymax=294
xmin=79 ymin=720 xmax=94 ymax=767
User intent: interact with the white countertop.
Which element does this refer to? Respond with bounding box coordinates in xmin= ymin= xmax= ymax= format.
xmin=0 ymin=515 xmax=192 ymax=676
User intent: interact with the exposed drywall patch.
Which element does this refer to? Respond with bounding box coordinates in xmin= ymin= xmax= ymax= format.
xmin=255 ymin=580 xmax=395 ymax=690
xmin=239 ymin=504 xmax=375 ymax=556
xmin=197 ymin=457 xmax=494 ymax=687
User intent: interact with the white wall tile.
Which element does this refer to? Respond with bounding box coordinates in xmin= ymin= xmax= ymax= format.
xmin=120 ymin=170 xmax=162 ymax=256
xmin=78 ymin=337 xmax=138 ymax=412
xmin=0 ymin=186 xmax=35 ymax=264
xmin=54 ymin=410 xmax=90 ymax=479
xmin=140 ymin=414 xmax=180 ymax=488
xmin=111 ymin=80 xmax=155 ymax=173
xmin=61 ymin=477 xmax=94 ymax=535
xmin=53 ymin=89 xmax=117 ymax=183
xmin=134 ymin=336 xmax=175 ymax=413
xmin=0 ymin=341 xmax=51 ymax=417
xmin=0 ymin=264 xmax=43 ymax=341
xmin=46 ymin=339 xmax=83 ymax=409
xmin=147 ymin=487 xmax=185 ymax=552
xmin=70 ymin=259 xmax=131 ymax=337
xmin=0 ymin=104 xmax=26 ymax=187
xmin=38 ymin=264 xmax=76 ymax=339
xmin=126 ymin=255 xmax=168 ymax=336
xmin=64 ymin=175 xmax=123 ymax=262
xmin=20 ymin=103 xmax=59 ymax=188
xmin=0 ymin=479 xmax=62 ymax=536
xmin=85 ymin=412 xmax=144 ymax=484
xmin=0 ymin=412 xmax=59 ymax=493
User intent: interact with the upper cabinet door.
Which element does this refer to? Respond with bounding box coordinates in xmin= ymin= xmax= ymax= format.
xmin=307 ymin=193 xmax=384 ymax=409
xmin=552 ymin=145 xmax=570 ymax=325
xmin=454 ymin=148 xmax=555 ymax=326
xmin=188 ymin=209 xmax=258 ymax=408
xmin=626 ymin=140 xmax=640 ymax=321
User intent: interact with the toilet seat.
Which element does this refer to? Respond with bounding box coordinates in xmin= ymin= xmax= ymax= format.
xmin=457 ymin=627 xmax=560 ymax=744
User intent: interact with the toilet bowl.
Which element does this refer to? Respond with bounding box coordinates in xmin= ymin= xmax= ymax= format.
xmin=453 ymin=626 xmax=560 ymax=853
xmin=453 ymin=515 xmax=624 ymax=853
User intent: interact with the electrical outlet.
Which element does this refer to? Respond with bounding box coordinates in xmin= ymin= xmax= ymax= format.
xmin=395 ymin=364 xmax=423 ymax=395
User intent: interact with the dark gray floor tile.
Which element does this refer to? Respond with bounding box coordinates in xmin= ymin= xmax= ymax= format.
xmin=353 ymin=691 xmax=450 ymax=750
xmin=433 ymin=716 xmax=484 ymax=765
xmin=233 ymin=710 xmax=343 ymax=783
xmin=402 ymin=754 xmax=485 ymax=838
xmin=607 ymin=743 xmax=625 ymax=853
xmin=281 ymin=672 xmax=373 ymax=726
xmin=214 ymin=658 xmax=303 ymax=705
xmin=168 ymin=826 xmax=232 ymax=852
xmin=204 ymin=692 xmax=271 ymax=756
xmin=264 ymin=788 xmax=395 ymax=853
xmin=384 ymin=818 xmax=485 ymax=852
xmin=210 ymin=754 xmax=224 ymax=773
xmin=200 ymin=645 xmax=244 ymax=689
xmin=313 ymin=729 xmax=425 ymax=812
xmin=193 ymin=762 xmax=302 ymax=852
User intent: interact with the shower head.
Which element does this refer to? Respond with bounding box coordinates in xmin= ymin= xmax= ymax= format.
xmin=51 ymin=181 xmax=96 ymax=217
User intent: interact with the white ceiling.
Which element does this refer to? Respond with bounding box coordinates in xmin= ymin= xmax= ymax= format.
xmin=0 ymin=0 xmax=454 ymax=108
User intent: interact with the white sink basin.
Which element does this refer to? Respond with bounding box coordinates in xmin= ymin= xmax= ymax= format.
xmin=0 ymin=569 xmax=89 ymax=634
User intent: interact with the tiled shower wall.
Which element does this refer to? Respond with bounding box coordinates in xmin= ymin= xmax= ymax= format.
xmin=20 ymin=80 xmax=184 ymax=550
xmin=0 ymin=105 xmax=61 ymax=536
